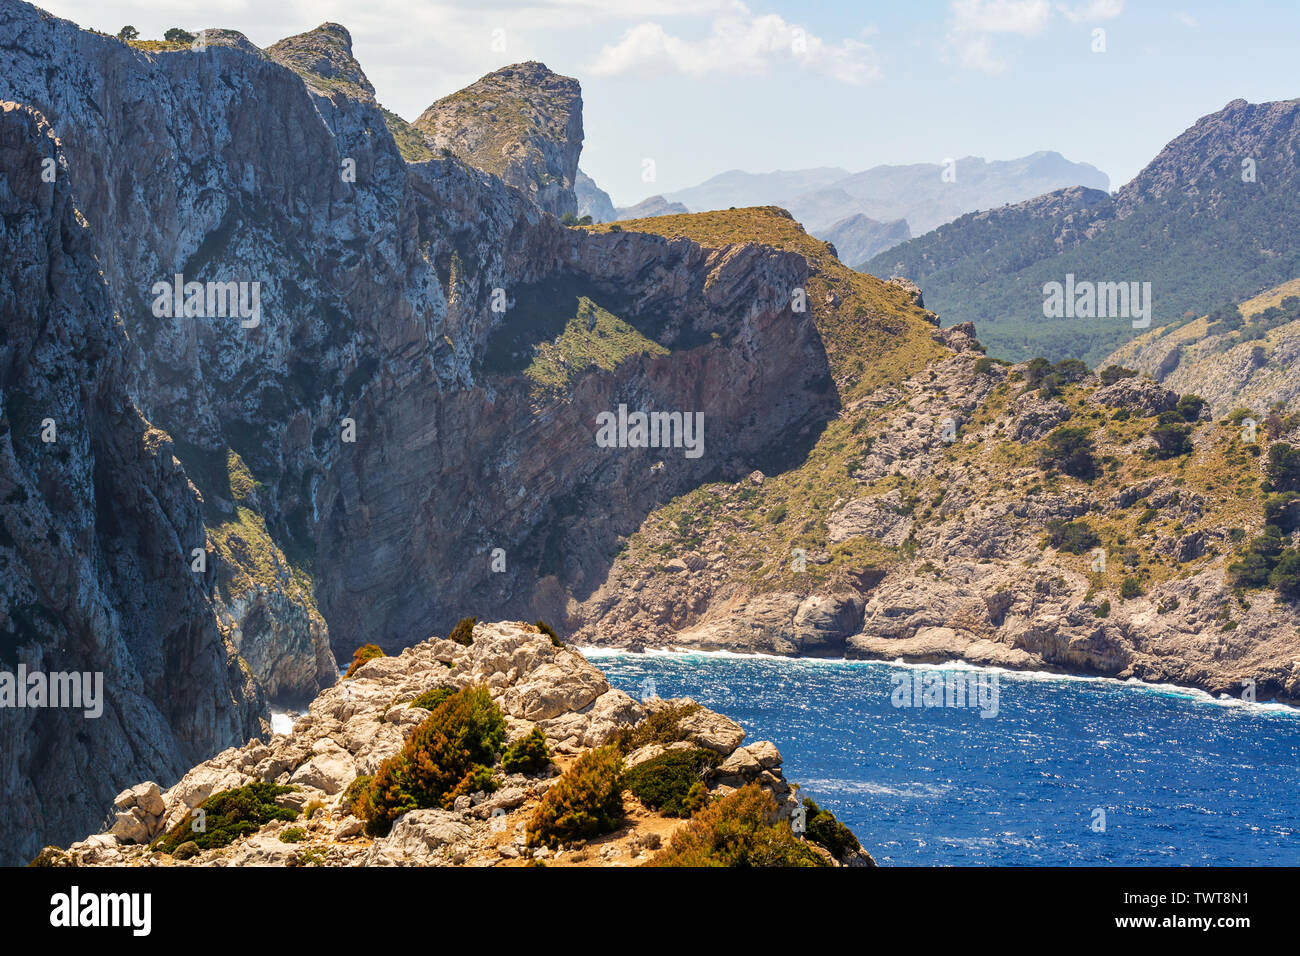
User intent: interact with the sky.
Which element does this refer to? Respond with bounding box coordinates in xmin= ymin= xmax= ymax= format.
xmin=31 ymin=0 xmax=1300 ymax=206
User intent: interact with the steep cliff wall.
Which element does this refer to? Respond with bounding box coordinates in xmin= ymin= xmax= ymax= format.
xmin=0 ymin=101 xmax=266 ymax=866
xmin=0 ymin=5 xmax=846 ymax=658
xmin=0 ymin=2 xmax=860 ymax=856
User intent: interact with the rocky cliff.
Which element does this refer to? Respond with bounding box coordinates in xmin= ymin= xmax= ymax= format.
xmin=38 ymin=622 xmax=867 ymax=867
xmin=414 ymin=61 xmax=583 ymax=219
xmin=562 ymin=211 xmax=1300 ymax=704
xmin=0 ymin=101 xmax=265 ymax=867
xmin=6 ymin=0 xmax=1299 ymax=868
xmin=576 ymin=168 xmax=616 ymax=223
xmin=0 ymin=2 xmax=877 ymax=858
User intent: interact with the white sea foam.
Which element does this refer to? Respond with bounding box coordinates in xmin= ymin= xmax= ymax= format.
xmin=577 ymin=646 xmax=1299 ymax=717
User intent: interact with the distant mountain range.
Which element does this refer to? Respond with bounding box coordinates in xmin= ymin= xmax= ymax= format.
xmin=865 ymin=98 xmax=1300 ymax=365
xmin=580 ymin=152 xmax=1109 ymax=264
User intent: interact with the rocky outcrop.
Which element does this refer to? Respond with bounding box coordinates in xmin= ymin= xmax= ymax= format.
xmin=576 ymin=168 xmax=616 ymax=223
xmin=0 ymin=101 xmax=265 ymax=866
xmin=40 ymin=622 xmax=852 ymax=867
xmin=414 ymin=61 xmax=583 ymax=219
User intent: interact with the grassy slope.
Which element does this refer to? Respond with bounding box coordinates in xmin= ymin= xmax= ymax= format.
xmin=586 ymin=209 xmax=1273 ymax=612
xmin=1103 ymin=275 xmax=1300 ymax=419
xmin=586 ymin=208 xmax=948 ymax=591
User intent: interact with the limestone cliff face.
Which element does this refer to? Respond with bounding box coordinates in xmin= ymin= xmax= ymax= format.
xmin=576 ymin=168 xmax=616 ymax=223
xmin=0 ymin=2 xmax=847 ymax=855
xmin=0 ymin=102 xmax=266 ymax=866
xmin=0 ymin=3 xmax=840 ymax=660
xmin=414 ymin=61 xmax=583 ymax=219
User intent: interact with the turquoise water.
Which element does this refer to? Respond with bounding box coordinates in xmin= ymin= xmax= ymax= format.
xmin=583 ymin=649 xmax=1300 ymax=866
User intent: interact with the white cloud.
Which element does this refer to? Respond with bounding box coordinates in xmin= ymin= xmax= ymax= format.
xmin=587 ymin=6 xmax=881 ymax=85
xmin=945 ymin=0 xmax=1049 ymax=75
xmin=1058 ymin=0 xmax=1125 ymax=24
xmin=946 ymin=0 xmax=1122 ymax=74
xmin=1175 ymin=11 xmax=1200 ymax=27
xmin=950 ymin=0 xmax=1052 ymax=35
xmin=956 ymin=35 xmax=1009 ymax=73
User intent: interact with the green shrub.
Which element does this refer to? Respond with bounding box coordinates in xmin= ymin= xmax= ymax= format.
xmin=355 ymin=685 xmax=505 ymax=836
xmin=153 ymin=783 xmax=297 ymax=854
xmin=609 ymin=703 xmax=702 ymax=754
xmin=1175 ymin=394 xmax=1207 ymax=422
xmin=527 ymin=746 xmax=624 ymax=848
xmin=622 ymin=748 xmax=720 ymax=817
xmin=1027 ymin=358 xmax=1091 ymax=397
xmin=802 ymin=797 xmax=861 ymax=862
xmin=1268 ymin=549 xmax=1300 ymax=600
xmin=163 ymin=27 xmax=195 ymax=43
xmin=279 ymin=827 xmax=307 ymax=844
xmin=1100 ymin=365 xmax=1137 ymax=386
xmin=173 ymin=841 xmax=200 ymax=861
xmin=342 ymin=775 xmax=371 ymax=817
xmin=1264 ymin=493 xmax=1300 ymax=533
xmin=502 ymin=728 xmax=552 ymax=775
xmin=535 ymin=620 xmax=563 ymax=647
xmin=1040 ymin=425 xmax=1096 ymax=479
xmin=1266 ymin=443 xmax=1300 ymax=493
xmin=449 ymin=616 xmax=477 ymax=646
xmin=1120 ymin=576 xmax=1144 ymax=600
xmin=647 ymin=784 xmax=826 ymax=867
xmin=1094 ymin=599 xmax=1111 ymax=618
xmin=409 ymin=687 xmax=455 ymax=710
xmin=1044 ymin=519 xmax=1100 ymax=554
xmin=343 ymin=643 xmax=384 ymax=679
xmin=1151 ymin=420 xmax=1193 ymax=459
xmin=1229 ymin=526 xmax=1285 ymax=588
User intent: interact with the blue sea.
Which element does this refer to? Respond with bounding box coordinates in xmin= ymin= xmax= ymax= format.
xmin=582 ymin=649 xmax=1300 ymax=866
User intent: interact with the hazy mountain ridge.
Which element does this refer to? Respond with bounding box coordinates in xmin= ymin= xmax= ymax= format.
xmin=867 ymin=98 xmax=1300 ymax=364
xmin=821 ymin=213 xmax=911 ymax=268
xmin=585 ymin=151 xmax=1107 ymax=268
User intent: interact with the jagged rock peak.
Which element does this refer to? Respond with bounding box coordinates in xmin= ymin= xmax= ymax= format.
xmin=268 ymin=22 xmax=375 ymax=101
xmin=414 ymin=60 xmax=583 ymax=218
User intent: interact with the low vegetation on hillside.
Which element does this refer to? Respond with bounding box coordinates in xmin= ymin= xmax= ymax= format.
xmin=354 ymin=685 xmax=505 ymax=835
